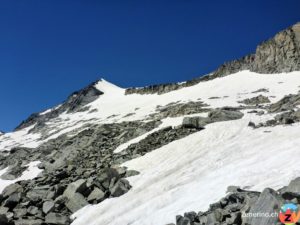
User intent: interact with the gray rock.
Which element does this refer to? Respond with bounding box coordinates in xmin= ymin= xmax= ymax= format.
xmin=65 ymin=193 xmax=88 ymax=213
xmin=43 ymin=200 xmax=55 ymax=214
xmin=243 ymin=188 xmax=283 ymax=225
xmin=110 ymin=179 xmax=131 ymax=197
xmin=3 ymin=192 xmax=21 ymax=209
xmin=87 ymin=187 xmax=105 ymax=203
xmin=45 ymin=213 xmax=70 ymax=225
xmin=13 ymin=207 xmax=27 ymax=218
xmin=27 ymin=206 xmax=39 ymax=215
xmin=63 ymin=179 xmax=87 ymax=198
xmin=227 ymin=186 xmax=242 ymax=193
xmin=239 ymin=95 xmax=270 ymax=105
xmin=26 ymin=189 xmax=48 ymax=202
xmin=2 ymin=183 xmax=23 ymax=198
xmin=176 ymin=215 xmax=191 ymax=225
xmin=14 ymin=219 xmax=43 ymax=225
xmin=0 ymin=207 xmax=9 ymax=214
xmin=208 ymin=109 xmax=244 ymax=122
xmin=182 ymin=117 xmax=208 ymax=129
xmin=281 ymin=177 xmax=300 ymax=199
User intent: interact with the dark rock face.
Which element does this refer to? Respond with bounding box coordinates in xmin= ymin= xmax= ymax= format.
xmin=238 ymin=95 xmax=270 ymax=105
xmin=252 ymin=22 xmax=300 ymax=74
xmin=114 ymin=126 xmax=199 ymax=162
xmin=268 ymin=93 xmax=300 ymax=113
xmin=126 ymin=22 xmax=300 ymax=95
xmin=149 ymin=101 xmax=210 ymax=120
xmin=182 ymin=109 xmax=244 ymax=129
xmin=170 ymin=177 xmax=300 ymax=225
xmin=14 ymin=81 xmax=103 ymax=131
xmin=249 ymin=93 xmax=300 ymax=128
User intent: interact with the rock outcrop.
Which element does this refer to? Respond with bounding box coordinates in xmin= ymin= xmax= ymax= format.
xmin=15 ymin=81 xmax=103 ymax=131
xmin=126 ymin=22 xmax=300 ymax=95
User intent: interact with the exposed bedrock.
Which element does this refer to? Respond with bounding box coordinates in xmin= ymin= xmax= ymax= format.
xmin=126 ymin=22 xmax=300 ymax=95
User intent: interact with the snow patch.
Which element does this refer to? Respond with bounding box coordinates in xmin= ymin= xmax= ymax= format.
xmin=0 ymin=161 xmax=43 ymax=193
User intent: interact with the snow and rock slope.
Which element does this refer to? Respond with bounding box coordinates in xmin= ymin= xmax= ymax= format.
xmin=0 ymin=23 xmax=300 ymax=225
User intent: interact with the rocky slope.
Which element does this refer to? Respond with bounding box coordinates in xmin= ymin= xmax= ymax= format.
xmin=171 ymin=177 xmax=300 ymax=225
xmin=0 ymin=23 xmax=300 ymax=225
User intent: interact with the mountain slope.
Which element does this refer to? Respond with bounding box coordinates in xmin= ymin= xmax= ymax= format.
xmin=0 ymin=23 xmax=300 ymax=225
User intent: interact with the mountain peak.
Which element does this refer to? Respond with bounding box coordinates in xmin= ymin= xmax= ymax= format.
xmin=95 ymin=78 xmax=123 ymax=93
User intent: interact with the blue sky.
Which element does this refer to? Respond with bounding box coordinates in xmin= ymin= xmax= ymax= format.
xmin=0 ymin=0 xmax=300 ymax=132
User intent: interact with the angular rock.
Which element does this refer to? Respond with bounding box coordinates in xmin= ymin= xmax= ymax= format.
xmin=110 ymin=179 xmax=131 ymax=197
xmin=281 ymin=177 xmax=300 ymax=199
xmin=243 ymin=188 xmax=283 ymax=225
xmin=27 ymin=206 xmax=39 ymax=215
xmin=65 ymin=192 xmax=88 ymax=213
xmin=208 ymin=109 xmax=244 ymax=122
xmin=45 ymin=213 xmax=70 ymax=225
xmin=87 ymin=187 xmax=106 ymax=203
xmin=14 ymin=219 xmax=43 ymax=225
xmin=3 ymin=192 xmax=21 ymax=209
xmin=182 ymin=117 xmax=208 ymax=129
xmin=42 ymin=200 xmax=55 ymax=214
xmin=63 ymin=179 xmax=87 ymax=198
xmin=2 ymin=183 xmax=23 ymax=198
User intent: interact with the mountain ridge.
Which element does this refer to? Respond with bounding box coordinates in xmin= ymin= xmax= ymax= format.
xmin=1 ymin=23 xmax=300 ymax=225
xmin=126 ymin=22 xmax=300 ymax=95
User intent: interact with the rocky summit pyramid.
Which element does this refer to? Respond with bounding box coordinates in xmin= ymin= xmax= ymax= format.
xmin=0 ymin=23 xmax=300 ymax=225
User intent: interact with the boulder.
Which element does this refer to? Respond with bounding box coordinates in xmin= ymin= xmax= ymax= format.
xmin=239 ymin=95 xmax=270 ymax=105
xmin=2 ymin=183 xmax=23 ymax=198
xmin=182 ymin=117 xmax=208 ymax=129
xmin=3 ymin=193 xmax=21 ymax=209
xmin=27 ymin=206 xmax=39 ymax=215
xmin=14 ymin=219 xmax=43 ymax=225
xmin=281 ymin=177 xmax=300 ymax=199
xmin=45 ymin=213 xmax=70 ymax=225
xmin=63 ymin=179 xmax=87 ymax=198
xmin=176 ymin=215 xmax=191 ymax=225
xmin=42 ymin=200 xmax=55 ymax=214
xmin=208 ymin=109 xmax=244 ymax=122
xmin=65 ymin=193 xmax=88 ymax=213
xmin=243 ymin=188 xmax=283 ymax=225
xmin=110 ymin=179 xmax=131 ymax=197
xmin=87 ymin=187 xmax=106 ymax=203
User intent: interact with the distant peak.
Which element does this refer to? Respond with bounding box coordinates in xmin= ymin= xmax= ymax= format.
xmin=94 ymin=78 xmax=123 ymax=93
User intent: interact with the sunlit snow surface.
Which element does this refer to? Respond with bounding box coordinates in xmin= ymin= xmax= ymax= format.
xmin=0 ymin=71 xmax=300 ymax=225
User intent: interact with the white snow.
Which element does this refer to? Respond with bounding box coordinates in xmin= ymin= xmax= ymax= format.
xmin=0 ymin=161 xmax=43 ymax=193
xmin=0 ymin=125 xmax=41 ymax=152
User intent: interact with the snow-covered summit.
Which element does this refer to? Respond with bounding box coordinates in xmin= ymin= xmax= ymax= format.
xmin=94 ymin=78 xmax=124 ymax=94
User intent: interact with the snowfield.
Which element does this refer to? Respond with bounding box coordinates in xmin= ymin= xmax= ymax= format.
xmin=1 ymin=70 xmax=300 ymax=225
